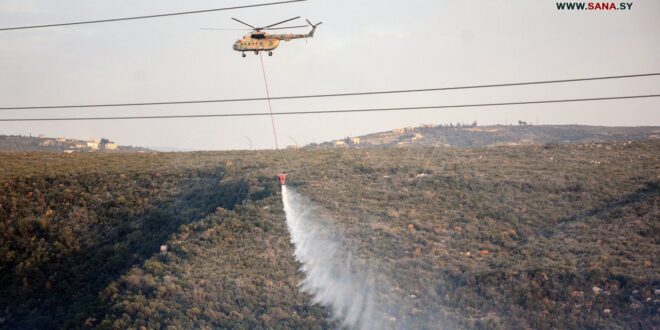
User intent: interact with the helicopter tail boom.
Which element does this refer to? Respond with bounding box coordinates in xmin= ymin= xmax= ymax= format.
xmin=270 ymin=20 xmax=321 ymax=41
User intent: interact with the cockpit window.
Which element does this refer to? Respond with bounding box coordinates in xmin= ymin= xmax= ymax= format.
xmin=251 ymin=34 xmax=265 ymax=39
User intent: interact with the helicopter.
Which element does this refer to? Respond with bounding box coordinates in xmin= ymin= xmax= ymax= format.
xmin=227 ymin=16 xmax=322 ymax=57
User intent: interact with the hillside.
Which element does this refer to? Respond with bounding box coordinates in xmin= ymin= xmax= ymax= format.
xmin=294 ymin=141 xmax=659 ymax=328
xmin=0 ymin=141 xmax=658 ymax=329
xmin=0 ymin=135 xmax=150 ymax=152
xmin=316 ymin=125 xmax=660 ymax=148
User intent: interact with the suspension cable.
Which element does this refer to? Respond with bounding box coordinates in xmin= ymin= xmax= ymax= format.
xmin=259 ymin=53 xmax=279 ymax=150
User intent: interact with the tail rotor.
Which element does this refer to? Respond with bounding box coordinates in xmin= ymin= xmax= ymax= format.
xmin=306 ymin=19 xmax=322 ymax=37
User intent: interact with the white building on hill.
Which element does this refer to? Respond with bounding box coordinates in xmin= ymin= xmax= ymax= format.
xmin=87 ymin=139 xmax=100 ymax=150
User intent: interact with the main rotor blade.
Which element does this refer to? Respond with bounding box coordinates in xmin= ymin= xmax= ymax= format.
xmin=201 ymin=27 xmax=251 ymax=30
xmin=264 ymin=16 xmax=300 ymax=29
xmin=231 ymin=17 xmax=256 ymax=29
xmin=265 ymin=25 xmax=308 ymax=30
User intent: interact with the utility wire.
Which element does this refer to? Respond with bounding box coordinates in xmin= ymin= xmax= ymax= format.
xmin=0 ymin=94 xmax=657 ymax=122
xmin=1 ymin=73 xmax=658 ymax=111
xmin=0 ymin=0 xmax=306 ymax=32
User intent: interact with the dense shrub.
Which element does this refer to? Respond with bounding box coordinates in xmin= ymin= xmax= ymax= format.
xmin=0 ymin=141 xmax=657 ymax=329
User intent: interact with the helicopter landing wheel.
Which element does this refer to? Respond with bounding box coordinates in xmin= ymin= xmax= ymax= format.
xmin=241 ymin=53 xmax=246 ymax=58
xmin=254 ymin=50 xmax=259 ymax=55
xmin=268 ymin=51 xmax=273 ymax=56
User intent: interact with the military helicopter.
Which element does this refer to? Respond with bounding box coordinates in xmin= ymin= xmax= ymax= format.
xmin=224 ymin=16 xmax=322 ymax=57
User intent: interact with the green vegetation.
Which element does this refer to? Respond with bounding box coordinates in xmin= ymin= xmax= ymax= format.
xmin=0 ymin=152 xmax=313 ymax=328
xmin=0 ymin=140 xmax=657 ymax=329
xmin=294 ymin=141 xmax=659 ymax=328
xmin=98 ymin=202 xmax=331 ymax=329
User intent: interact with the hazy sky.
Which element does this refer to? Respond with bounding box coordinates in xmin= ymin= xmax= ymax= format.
xmin=1 ymin=0 xmax=659 ymax=150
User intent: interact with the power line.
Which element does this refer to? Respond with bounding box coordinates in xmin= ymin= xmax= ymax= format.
xmin=0 ymin=0 xmax=306 ymax=32
xmin=1 ymin=73 xmax=658 ymax=111
xmin=0 ymin=94 xmax=657 ymax=122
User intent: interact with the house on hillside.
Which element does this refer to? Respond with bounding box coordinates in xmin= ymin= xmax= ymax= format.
xmin=392 ymin=128 xmax=404 ymax=134
xmin=335 ymin=137 xmax=361 ymax=147
xmin=87 ymin=139 xmax=100 ymax=150
xmin=99 ymin=138 xmax=118 ymax=150
xmin=412 ymin=133 xmax=424 ymax=141
xmin=104 ymin=143 xmax=118 ymax=150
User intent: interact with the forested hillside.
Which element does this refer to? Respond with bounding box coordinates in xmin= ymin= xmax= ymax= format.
xmin=330 ymin=125 xmax=660 ymax=148
xmin=293 ymin=141 xmax=659 ymax=328
xmin=1 ymin=141 xmax=657 ymax=329
xmin=0 ymin=135 xmax=149 ymax=152
xmin=0 ymin=152 xmax=329 ymax=328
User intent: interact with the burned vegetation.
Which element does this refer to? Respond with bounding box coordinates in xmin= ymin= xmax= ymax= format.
xmin=0 ymin=140 xmax=658 ymax=329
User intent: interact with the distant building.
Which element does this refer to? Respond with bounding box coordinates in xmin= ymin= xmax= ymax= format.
xmin=104 ymin=143 xmax=118 ymax=150
xmin=40 ymin=139 xmax=55 ymax=146
xmin=56 ymin=137 xmax=66 ymax=142
xmin=74 ymin=143 xmax=87 ymax=149
xmin=98 ymin=138 xmax=118 ymax=150
xmin=412 ymin=133 xmax=424 ymax=141
xmin=351 ymin=137 xmax=360 ymax=145
xmin=287 ymin=144 xmax=300 ymax=149
xmin=404 ymin=127 xmax=415 ymax=133
xmin=335 ymin=140 xmax=346 ymax=147
xmin=87 ymin=139 xmax=100 ymax=150
xmin=392 ymin=128 xmax=404 ymax=134
xmin=419 ymin=124 xmax=435 ymax=128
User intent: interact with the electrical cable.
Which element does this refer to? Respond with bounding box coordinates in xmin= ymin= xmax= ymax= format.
xmin=0 ymin=0 xmax=306 ymax=31
xmin=1 ymin=73 xmax=657 ymax=111
xmin=0 ymin=94 xmax=657 ymax=122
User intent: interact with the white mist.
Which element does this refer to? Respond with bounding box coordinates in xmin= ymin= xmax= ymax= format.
xmin=282 ymin=185 xmax=399 ymax=329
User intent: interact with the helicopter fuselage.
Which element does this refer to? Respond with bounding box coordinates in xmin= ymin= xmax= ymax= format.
xmin=232 ymin=26 xmax=317 ymax=56
xmin=233 ymin=32 xmax=281 ymax=52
